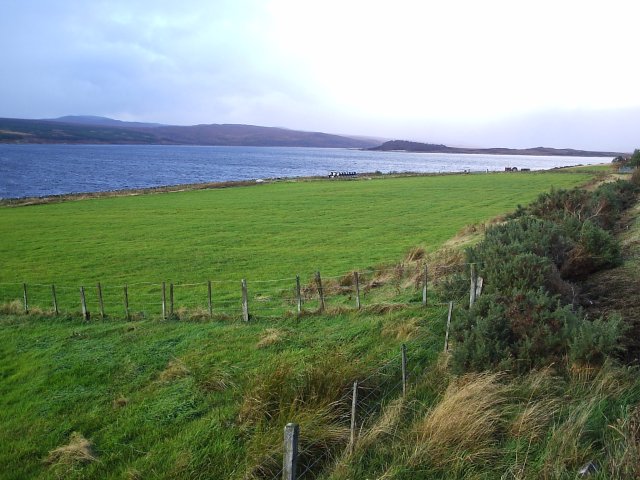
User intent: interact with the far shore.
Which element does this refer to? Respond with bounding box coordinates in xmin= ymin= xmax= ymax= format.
xmin=0 ymin=164 xmax=611 ymax=207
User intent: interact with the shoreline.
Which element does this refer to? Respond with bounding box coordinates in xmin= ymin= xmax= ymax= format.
xmin=0 ymin=164 xmax=609 ymax=207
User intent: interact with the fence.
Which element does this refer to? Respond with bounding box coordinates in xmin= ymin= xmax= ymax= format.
xmin=0 ymin=261 xmax=477 ymax=479
xmin=0 ymin=261 xmax=479 ymax=321
xmin=244 ymin=320 xmax=455 ymax=480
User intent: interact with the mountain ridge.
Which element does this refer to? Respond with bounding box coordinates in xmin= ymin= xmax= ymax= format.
xmin=0 ymin=116 xmax=377 ymax=148
xmin=370 ymin=139 xmax=623 ymax=157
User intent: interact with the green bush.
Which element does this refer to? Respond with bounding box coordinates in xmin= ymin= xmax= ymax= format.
xmin=446 ymin=178 xmax=637 ymax=373
xmin=467 ymin=217 xmax=570 ymax=272
xmin=451 ymin=289 xmax=580 ymax=373
xmin=561 ymin=220 xmax=621 ymax=277
xmin=569 ymin=314 xmax=625 ymax=365
xmin=518 ymin=181 xmax=638 ymax=231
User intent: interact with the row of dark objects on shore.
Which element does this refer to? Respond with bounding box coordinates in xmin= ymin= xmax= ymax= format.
xmin=328 ymin=171 xmax=358 ymax=178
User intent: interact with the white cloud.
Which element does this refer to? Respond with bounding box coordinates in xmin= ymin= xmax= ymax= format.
xmin=1 ymin=0 xmax=639 ymax=148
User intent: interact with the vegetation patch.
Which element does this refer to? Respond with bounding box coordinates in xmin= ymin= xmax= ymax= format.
xmin=45 ymin=432 xmax=97 ymax=471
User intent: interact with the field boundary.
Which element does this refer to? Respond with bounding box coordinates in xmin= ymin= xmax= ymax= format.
xmin=0 ymin=261 xmax=477 ymax=321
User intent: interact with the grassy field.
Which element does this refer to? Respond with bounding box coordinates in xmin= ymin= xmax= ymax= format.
xmin=4 ymin=167 xmax=640 ymax=479
xmin=0 ymin=304 xmax=448 ymax=479
xmin=0 ymin=171 xmax=593 ymax=317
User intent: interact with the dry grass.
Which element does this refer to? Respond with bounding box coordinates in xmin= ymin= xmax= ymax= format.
xmin=404 ymin=246 xmax=426 ymax=262
xmin=358 ymin=396 xmax=406 ymax=451
xmin=158 ymin=358 xmax=190 ymax=382
xmin=511 ymin=368 xmax=561 ymax=443
xmin=606 ymin=404 xmax=640 ymax=478
xmin=256 ymin=328 xmax=286 ymax=349
xmin=381 ymin=317 xmax=421 ymax=341
xmin=244 ymin=407 xmax=350 ymax=480
xmin=406 ymin=247 xmax=467 ymax=290
xmin=112 ymin=396 xmax=129 ymax=408
xmin=239 ymin=356 xmax=359 ymax=479
xmin=411 ymin=372 xmax=508 ymax=470
xmin=198 ymin=367 xmax=236 ymax=392
xmin=172 ymin=306 xmax=212 ymax=322
xmin=542 ymin=364 xmax=628 ymax=477
xmin=45 ymin=432 xmax=96 ymax=468
xmin=0 ymin=300 xmax=50 ymax=316
xmin=329 ymin=396 xmax=407 ymax=478
xmin=360 ymin=303 xmax=406 ymax=315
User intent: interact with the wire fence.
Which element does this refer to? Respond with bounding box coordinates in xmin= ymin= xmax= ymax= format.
xmin=0 ymin=261 xmax=473 ymax=321
xmin=252 ymin=321 xmax=449 ymax=480
xmin=0 ymin=261 xmax=463 ymax=479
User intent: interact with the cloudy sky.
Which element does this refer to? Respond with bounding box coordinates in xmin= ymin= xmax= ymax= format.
xmin=2 ymin=0 xmax=639 ymax=150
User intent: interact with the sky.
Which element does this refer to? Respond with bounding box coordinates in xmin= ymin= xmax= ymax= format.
xmin=1 ymin=0 xmax=639 ymax=150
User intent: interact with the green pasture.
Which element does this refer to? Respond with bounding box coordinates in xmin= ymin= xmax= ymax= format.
xmin=0 ymin=304 xmax=447 ymax=479
xmin=0 ymin=172 xmax=592 ymax=316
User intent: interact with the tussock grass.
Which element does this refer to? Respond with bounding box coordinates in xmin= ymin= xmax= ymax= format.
xmin=256 ymin=328 xmax=286 ymax=349
xmin=411 ymin=372 xmax=508 ymax=470
xmin=381 ymin=317 xmax=421 ymax=341
xmin=329 ymin=396 xmax=408 ymax=478
xmin=542 ymin=363 xmax=630 ymax=477
xmin=239 ymin=354 xmax=365 ymax=478
xmin=404 ymin=246 xmax=425 ymax=262
xmin=112 ymin=396 xmax=129 ymax=408
xmin=45 ymin=432 xmax=96 ymax=470
xmin=357 ymin=396 xmax=407 ymax=451
xmin=172 ymin=306 xmax=212 ymax=321
xmin=158 ymin=358 xmax=190 ymax=382
xmin=0 ymin=299 xmax=51 ymax=316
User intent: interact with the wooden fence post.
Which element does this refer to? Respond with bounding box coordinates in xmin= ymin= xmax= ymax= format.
xmin=444 ymin=301 xmax=453 ymax=352
xmin=241 ymin=279 xmax=249 ymax=322
xmin=124 ymin=284 xmax=130 ymax=320
xmin=469 ymin=264 xmax=477 ymax=307
xmin=315 ymin=271 xmax=325 ymax=312
xmin=51 ymin=284 xmax=58 ymax=316
xmin=97 ymin=282 xmax=104 ymax=319
xmin=354 ymin=271 xmax=361 ymax=310
xmin=422 ymin=264 xmax=428 ymax=307
xmin=80 ymin=286 xmax=89 ymax=321
xmin=282 ymin=423 xmax=299 ymax=480
xmin=350 ymin=380 xmax=358 ymax=453
xmin=295 ymin=275 xmax=302 ymax=314
xmin=162 ymin=282 xmax=167 ymax=319
xmin=401 ymin=344 xmax=408 ymax=396
xmin=207 ymin=280 xmax=213 ymax=317
xmin=169 ymin=283 xmax=174 ymax=317
xmin=22 ymin=283 xmax=28 ymax=314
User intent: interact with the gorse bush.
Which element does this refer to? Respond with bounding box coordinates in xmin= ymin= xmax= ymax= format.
xmin=518 ymin=180 xmax=638 ymax=231
xmin=451 ymin=289 xmax=581 ymax=373
xmin=562 ymin=220 xmax=620 ymax=277
xmin=449 ymin=179 xmax=638 ymax=372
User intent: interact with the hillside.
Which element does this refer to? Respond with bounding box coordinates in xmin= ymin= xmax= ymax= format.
xmin=0 ymin=116 xmax=378 ymax=148
xmin=371 ymin=139 xmax=623 ymax=157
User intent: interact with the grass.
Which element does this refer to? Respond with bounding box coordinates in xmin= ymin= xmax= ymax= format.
xmin=0 ymin=171 xmax=592 ymax=316
xmin=0 ymin=304 xmax=447 ymax=479
xmin=6 ymin=167 xmax=638 ymax=479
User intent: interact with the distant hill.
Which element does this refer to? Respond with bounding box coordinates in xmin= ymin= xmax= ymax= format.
xmin=49 ymin=115 xmax=165 ymax=129
xmin=370 ymin=140 xmax=623 ymax=157
xmin=0 ymin=116 xmax=378 ymax=148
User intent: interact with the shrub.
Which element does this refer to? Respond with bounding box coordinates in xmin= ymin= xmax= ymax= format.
xmin=569 ymin=314 xmax=625 ymax=365
xmin=468 ymin=216 xmax=570 ymax=272
xmin=561 ymin=221 xmax=621 ymax=277
xmin=451 ymin=289 xmax=581 ymax=373
xmin=442 ymin=177 xmax=637 ymax=374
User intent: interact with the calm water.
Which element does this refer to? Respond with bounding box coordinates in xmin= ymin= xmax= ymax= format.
xmin=0 ymin=144 xmax=610 ymax=199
